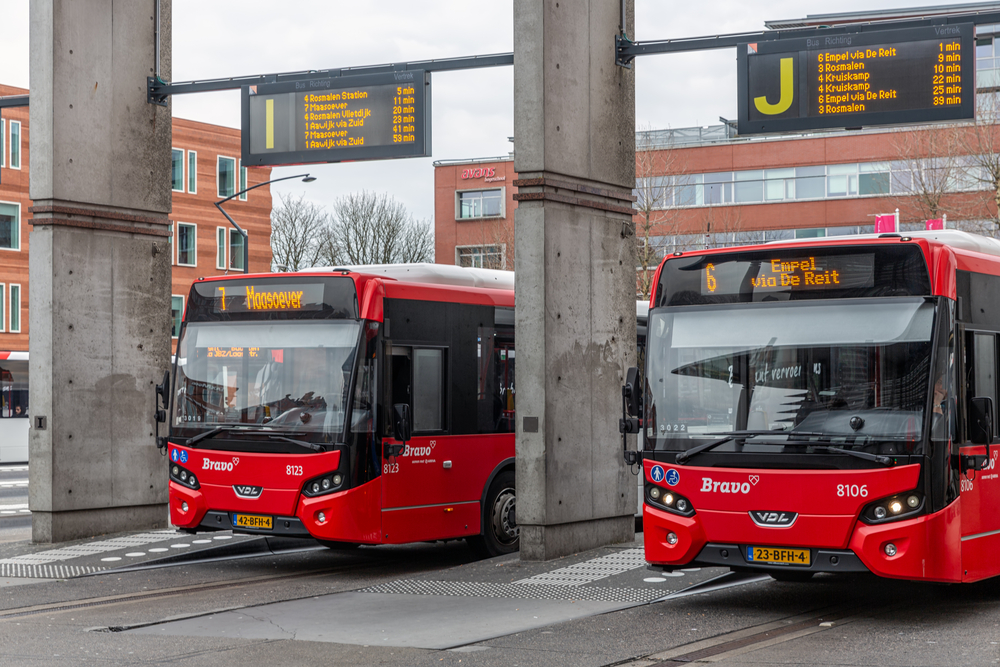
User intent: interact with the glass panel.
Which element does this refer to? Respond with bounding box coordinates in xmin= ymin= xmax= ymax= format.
xmin=795 ymin=228 xmax=826 ymax=238
xmin=239 ymin=164 xmax=247 ymax=201
xmin=177 ymin=224 xmax=196 ymax=265
xmin=173 ymin=321 xmax=362 ymax=436
xmin=764 ymin=228 xmax=794 ymax=241
xmin=230 ymin=230 xmax=245 ymax=271
xmin=217 ymin=228 xmax=226 ymax=269
xmin=0 ymin=203 xmax=17 ymax=250
xmin=704 ymin=173 xmax=733 ymax=205
xmin=644 ymin=299 xmax=935 ymax=453
xmin=795 ymin=176 xmax=825 ymax=199
xmin=764 ymin=179 xmax=785 ymax=201
xmin=9 ymin=285 xmax=19 ymax=332
xmin=482 ymin=190 xmax=502 ymax=216
xmin=978 ymin=38 xmax=994 ymax=59
xmin=827 ymin=174 xmax=848 ymax=197
xmin=10 ymin=122 xmax=19 ymax=169
xmin=459 ymin=191 xmax=482 ymax=218
xmin=828 ymin=163 xmax=857 ymax=175
xmin=795 ymin=165 xmax=825 ymax=177
xmin=974 ymin=333 xmax=998 ymax=426
xmin=171 ymin=149 xmax=184 ymax=191
xmin=1 ymin=119 xmax=6 ymax=167
xmin=0 ymin=359 xmax=27 ymax=417
xmin=734 ymin=171 xmax=763 ymax=202
xmin=859 ymin=162 xmax=891 ymax=173
xmin=859 ymin=172 xmax=890 ymax=196
xmin=188 ymin=151 xmax=197 ymax=193
xmin=413 ymin=348 xmax=444 ymax=431
xmin=218 ymin=157 xmax=235 ymax=198
xmin=171 ymin=296 xmax=184 ymax=338
xmin=827 ymin=226 xmax=860 ymax=236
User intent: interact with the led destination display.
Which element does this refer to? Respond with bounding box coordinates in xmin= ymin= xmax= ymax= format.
xmin=738 ymin=24 xmax=974 ymax=134
xmin=700 ymin=254 xmax=875 ymax=296
xmin=212 ymin=284 xmax=326 ymax=314
xmin=241 ymin=71 xmax=431 ymax=166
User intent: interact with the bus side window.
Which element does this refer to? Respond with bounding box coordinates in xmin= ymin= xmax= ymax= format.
xmin=390 ymin=347 xmax=411 ymax=415
xmin=413 ymin=348 xmax=446 ymax=432
xmin=972 ymin=332 xmax=999 ymax=434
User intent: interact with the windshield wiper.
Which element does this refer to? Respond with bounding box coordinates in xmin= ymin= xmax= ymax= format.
xmin=185 ymin=426 xmax=313 ymax=448
xmin=268 ymin=435 xmax=325 ymax=453
xmin=813 ymin=446 xmax=894 ymax=466
xmin=675 ymin=430 xmax=817 ymax=465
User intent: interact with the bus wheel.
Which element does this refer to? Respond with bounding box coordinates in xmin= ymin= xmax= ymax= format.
xmin=469 ymin=471 xmax=518 ymax=558
xmin=318 ymin=540 xmax=360 ymax=551
xmin=769 ymin=570 xmax=814 ymax=583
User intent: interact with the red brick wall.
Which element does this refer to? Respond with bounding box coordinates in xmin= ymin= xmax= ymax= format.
xmin=434 ymin=159 xmax=517 ymax=267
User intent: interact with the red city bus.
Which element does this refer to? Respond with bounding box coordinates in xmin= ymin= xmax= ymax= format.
xmin=622 ymin=230 xmax=1000 ymax=583
xmin=161 ymin=264 xmax=518 ymax=557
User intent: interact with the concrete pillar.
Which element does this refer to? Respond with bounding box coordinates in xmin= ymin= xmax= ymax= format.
xmin=28 ymin=0 xmax=173 ymax=542
xmin=513 ymin=1 xmax=637 ymax=560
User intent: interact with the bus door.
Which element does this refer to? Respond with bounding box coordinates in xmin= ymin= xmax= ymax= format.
xmin=960 ymin=330 xmax=1000 ymax=579
xmin=381 ymin=344 xmax=479 ymax=543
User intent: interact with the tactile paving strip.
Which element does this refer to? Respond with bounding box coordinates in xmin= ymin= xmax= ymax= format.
xmin=0 ymin=563 xmax=105 ymax=579
xmin=360 ymin=579 xmax=664 ymax=603
xmin=0 ymin=531 xmax=180 ymax=567
xmin=513 ymin=548 xmax=648 ymax=586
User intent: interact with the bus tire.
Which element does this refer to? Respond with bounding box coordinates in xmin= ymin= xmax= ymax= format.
xmin=469 ymin=470 xmax=518 ymax=558
xmin=769 ymin=570 xmax=814 ymax=582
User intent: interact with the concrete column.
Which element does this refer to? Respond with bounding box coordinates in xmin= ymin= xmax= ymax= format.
xmin=28 ymin=0 xmax=173 ymax=542
xmin=513 ymin=0 xmax=637 ymax=560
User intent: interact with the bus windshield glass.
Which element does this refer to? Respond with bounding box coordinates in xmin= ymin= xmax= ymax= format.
xmin=645 ymin=298 xmax=936 ymax=455
xmin=173 ymin=320 xmax=362 ymax=439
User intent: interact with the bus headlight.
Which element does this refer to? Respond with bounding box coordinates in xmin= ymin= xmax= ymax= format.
xmin=168 ymin=463 xmax=200 ymax=490
xmin=861 ymin=491 xmax=923 ymax=524
xmin=645 ymin=484 xmax=695 ymax=517
xmin=302 ymin=471 xmax=346 ymax=498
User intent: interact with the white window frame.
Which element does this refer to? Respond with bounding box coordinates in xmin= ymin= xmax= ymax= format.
xmin=1 ymin=119 xmax=5 ymax=168
xmin=455 ymin=187 xmax=505 ymax=220
xmin=238 ymin=160 xmax=248 ymax=201
xmin=187 ymin=150 xmax=198 ymax=194
xmin=216 ymin=226 xmax=227 ymax=269
xmin=0 ymin=200 xmax=21 ymax=252
xmin=229 ymin=228 xmax=247 ymax=271
xmin=9 ymin=284 xmax=21 ymax=333
xmin=9 ymin=121 xmax=20 ymax=170
xmin=171 ymin=294 xmax=185 ymax=340
xmin=217 ymin=155 xmax=236 ymax=198
xmin=171 ymin=147 xmax=185 ymax=193
xmin=455 ymin=244 xmax=506 ymax=269
xmin=176 ymin=222 xmax=198 ymax=267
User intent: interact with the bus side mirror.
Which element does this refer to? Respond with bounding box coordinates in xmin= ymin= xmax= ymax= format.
xmin=387 ymin=403 xmax=411 ymax=457
xmin=623 ymin=366 xmax=641 ymax=417
xmin=969 ymin=396 xmax=994 ymax=445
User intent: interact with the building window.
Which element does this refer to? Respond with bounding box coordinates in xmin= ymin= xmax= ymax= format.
xmin=9 ymin=284 xmax=20 ymax=333
xmin=171 ymin=148 xmax=184 ymax=192
xmin=218 ymin=156 xmax=236 ymax=198
xmin=229 ymin=229 xmax=245 ymax=271
xmin=703 ymin=172 xmax=733 ymax=204
xmin=794 ymin=165 xmax=826 ymax=199
xmin=1 ymin=119 xmax=5 ymax=168
xmin=734 ymin=170 xmax=763 ymax=203
xmin=9 ymin=121 xmax=20 ymax=170
xmin=764 ymin=168 xmax=795 ymax=201
xmin=0 ymin=202 xmax=19 ymax=251
xmin=187 ymin=150 xmax=197 ymax=194
xmin=238 ymin=161 xmax=247 ymax=201
xmin=0 ymin=283 xmax=5 ymax=331
xmin=171 ymin=295 xmax=184 ymax=339
xmin=458 ymin=189 xmax=503 ymax=219
xmin=177 ymin=222 xmax=197 ymax=266
xmin=216 ymin=227 xmax=227 ymax=269
xmin=456 ymin=244 xmax=504 ymax=269
xmin=859 ymin=162 xmax=891 ymax=196
xmin=826 ymin=163 xmax=858 ymax=197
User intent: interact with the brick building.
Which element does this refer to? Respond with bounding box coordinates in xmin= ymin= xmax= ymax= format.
xmin=0 ymin=83 xmax=273 ymax=360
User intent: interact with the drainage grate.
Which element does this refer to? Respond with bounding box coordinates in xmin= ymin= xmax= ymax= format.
xmin=361 ymin=579 xmax=664 ymax=604
xmin=513 ymin=548 xmax=648 ymax=587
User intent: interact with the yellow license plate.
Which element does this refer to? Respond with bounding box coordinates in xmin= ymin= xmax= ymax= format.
xmin=747 ymin=546 xmax=810 ymax=566
xmin=233 ymin=513 xmax=272 ymax=530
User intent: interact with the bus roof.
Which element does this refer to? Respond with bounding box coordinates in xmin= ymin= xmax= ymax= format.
xmin=763 ymin=229 xmax=1000 ymax=259
xmin=299 ymin=263 xmax=514 ymax=290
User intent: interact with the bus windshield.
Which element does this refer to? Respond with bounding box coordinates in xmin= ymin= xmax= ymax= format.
xmin=173 ymin=320 xmax=362 ymax=440
xmin=645 ymin=298 xmax=937 ymax=455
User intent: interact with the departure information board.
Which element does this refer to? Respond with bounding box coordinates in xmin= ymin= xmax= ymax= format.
xmin=737 ymin=24 xmax=975 ymax=135
xmin=241 ymin=71 xmax=431 ymax=166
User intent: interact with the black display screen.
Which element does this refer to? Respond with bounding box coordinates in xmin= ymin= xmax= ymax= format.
xmin=655 ymin=244 xmax=931 ymax=307
xmin=186 ymin=276 xmax=358 ymax=323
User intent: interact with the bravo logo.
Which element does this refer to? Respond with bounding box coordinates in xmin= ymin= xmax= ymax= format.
xmin=203 ymin=456 xmax=240 ymax=472
xmin=986 ymin=450 xmax=999 ymax=471
xmin=700 ymin=474 xmax=757 ymax=495
xmin=402 ymin=441 xmax=436 ymax=457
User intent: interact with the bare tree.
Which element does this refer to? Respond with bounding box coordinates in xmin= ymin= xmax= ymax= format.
xmin=954 ymin=92 xmax=1000 ymax=235
xmin=634 ymin=128 xmax=684 ymax=299
xmin=890 ymin=126 xmax=964 ymax=224
xmin=269 ymin=192 xmax=329 ymax=271
xmin=700 ymin=205 xmax=750 ymax=249
xmin=467 ymin=217 xmax=514 ymax=270
xmin=322 ymin=191 xmax=434 ymax=265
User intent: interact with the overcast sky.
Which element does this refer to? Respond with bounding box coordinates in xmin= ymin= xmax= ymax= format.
xmin=0 ymin=0 xmax=959 ymax=223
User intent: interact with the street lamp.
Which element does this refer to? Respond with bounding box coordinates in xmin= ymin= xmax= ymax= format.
xmin=215 ymin=172 xmax=317 ymax=274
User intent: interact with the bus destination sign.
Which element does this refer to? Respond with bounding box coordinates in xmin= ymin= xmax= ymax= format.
xmin=737 ymin=24 xmax=974 ymax=135
xmin=241 ymin=71 xmax=431 ymax=166
xmin=700 ymin=254 xmax=875 ymax=297
xmin=213 ymin=283 xmax=325 ymax=314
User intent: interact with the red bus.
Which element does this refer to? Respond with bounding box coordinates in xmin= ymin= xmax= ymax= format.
xmin=160 ymin=264 xmax=518 ymax=557
xmin=622 ymin=230 xmax=1000 ymax=583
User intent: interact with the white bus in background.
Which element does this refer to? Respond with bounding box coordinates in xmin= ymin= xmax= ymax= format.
xmin=0 ymin=351 xmax=28 ymax=463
